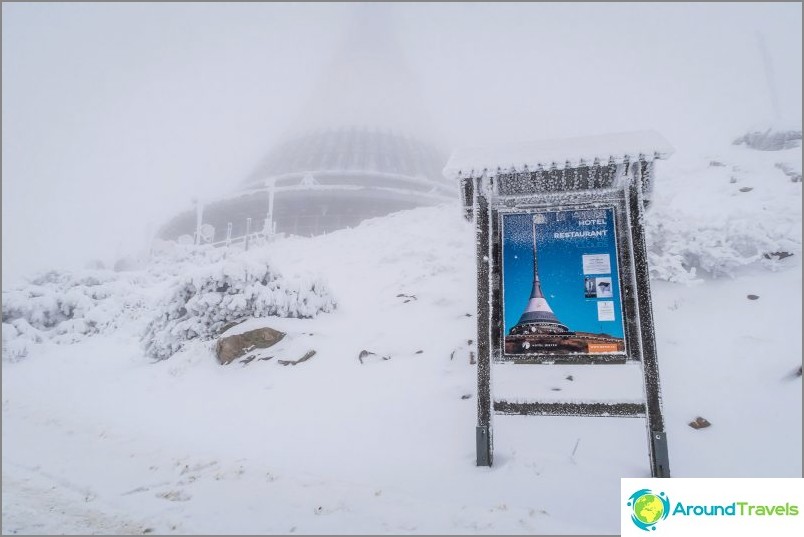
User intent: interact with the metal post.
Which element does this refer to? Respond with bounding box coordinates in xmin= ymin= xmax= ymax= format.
xmin=267 ymin=178 xmax=276 ymax=236
xmin=245 ymin=217 xmax=252 ymax=251
xmin=226 ymin=222 xmax=233 ymax=246
xmin=194 ymin=197 xmax=203 ymax=246
xmin=629 ymin=174 xmax=671 ymax=478
xmin=475 ymin=174 xmax=493 ymax=467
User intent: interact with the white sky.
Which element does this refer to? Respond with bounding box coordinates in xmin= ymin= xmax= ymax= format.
xmin=2 ymin=2 xmax=801 ymax=284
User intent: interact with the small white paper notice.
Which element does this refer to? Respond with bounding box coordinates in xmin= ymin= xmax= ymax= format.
xmin=597 ymin=301 xmax=615 ymax=321
xmin=582 ymin=253 xmax=611 ymax=275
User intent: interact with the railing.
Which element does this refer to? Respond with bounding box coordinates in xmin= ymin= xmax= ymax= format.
xmin=205 ymin=218 xmax=280 ymax=251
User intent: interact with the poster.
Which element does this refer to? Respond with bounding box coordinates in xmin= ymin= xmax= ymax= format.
xmin=501 ymin=206 xmax=626 ymax=356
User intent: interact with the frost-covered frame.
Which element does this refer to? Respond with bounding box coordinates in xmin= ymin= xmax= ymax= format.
xmin=449 ymin=132 xmax=673 ymax=476
xmin=488 ymin=187 xmax=647 ymax=365
xmin=498 ymin=202 xmax=633 ymax=364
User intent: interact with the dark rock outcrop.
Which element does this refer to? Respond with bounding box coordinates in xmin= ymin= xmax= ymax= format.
xmin=216 ymin=327 xmax=285 ymax=365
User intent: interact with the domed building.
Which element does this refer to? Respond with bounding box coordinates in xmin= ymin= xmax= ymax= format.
xmin=157 ymin=5 xmax=454 ymax=243
xmin=157 ymin=127 xmax=452 ymax=241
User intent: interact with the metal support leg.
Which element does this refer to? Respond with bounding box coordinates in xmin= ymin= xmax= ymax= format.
xmin=629 ymin=177 xmax=671 ymax=478
xmin=476 ymin=426 xmax=492 ymax=467
xmin=475 ymin=176 xmax=493 ymax=466
xmin=650 ymin=431 xmax=671 ymax=478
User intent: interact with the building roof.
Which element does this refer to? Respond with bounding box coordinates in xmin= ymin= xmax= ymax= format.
xmin=443 ymin=130 xmax=674 ymax=179
xmin=242 ymin=128 xmax=448 ymax=190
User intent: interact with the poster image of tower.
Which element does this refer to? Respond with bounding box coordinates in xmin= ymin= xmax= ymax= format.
xmin=502 ymin=207 xmax=626 ymax=356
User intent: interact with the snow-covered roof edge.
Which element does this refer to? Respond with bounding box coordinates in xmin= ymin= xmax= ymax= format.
xmin=443 ymin=130 xmax=674 ymax=179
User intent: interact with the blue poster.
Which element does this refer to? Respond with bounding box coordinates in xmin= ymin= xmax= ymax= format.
xmin=502 ymin=207 xmax=626 ymax=356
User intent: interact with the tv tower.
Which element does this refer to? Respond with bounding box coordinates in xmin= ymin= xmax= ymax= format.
xmin=509 ymin=215 xmax=570 ymax=335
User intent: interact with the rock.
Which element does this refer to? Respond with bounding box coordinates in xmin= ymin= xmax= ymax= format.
xmin=763 ymin=251 xmax=794 ymax=261
xmin=240 ymin=354 xmax=275 ymax=366
xmin=461 ymin=394 xmax=472 ymax=400
xmin=216 ymin=327 xmax=285 ymax=365
xmin=565 ymin=375 xmax=574 ymax=381
xmin=747 ymin=294 xmax=760 ymax=300
xmin=688 ymin=416 xmax=711 ymax=429
xmin=358 ymin=349 xmax=390 ymax=364
xmin=738 ymin=186 xmax=753 ymax=192
xmin=278 ymin=350 xmax=316 ymax=366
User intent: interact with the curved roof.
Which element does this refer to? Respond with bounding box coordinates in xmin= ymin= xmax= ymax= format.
xmin=242 ymin=127 xmax=450 ymax=191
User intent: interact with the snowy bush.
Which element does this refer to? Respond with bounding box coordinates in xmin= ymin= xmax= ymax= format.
xmin=645 ymin=217 xmax=796 ymax=283
xmin=1 ymin=269 xmax=150 ymax=360
xmin=146 ymin=240 xmax=230 ymax=280
xmin=645 ymin=159 xmax=801 ymax=282
xmin=142 ymin=257 xmax=336 ymax=360
xmin=2 ymin=321 xmax=35 ymax=362
xmin=733 ymin=129 xmax=802 ymax=151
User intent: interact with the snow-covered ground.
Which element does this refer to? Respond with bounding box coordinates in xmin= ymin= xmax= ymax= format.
xmin=2 ymin=139 xmax=801 ymax=534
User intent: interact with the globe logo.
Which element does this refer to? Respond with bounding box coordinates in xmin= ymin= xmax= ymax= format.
xmin=627 ymin=489 xmax=670 ymax=531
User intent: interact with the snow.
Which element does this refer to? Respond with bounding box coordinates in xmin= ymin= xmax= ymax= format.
xmin=645 ymin=143 xmax=802 ymax=282
xmin=2 ymin=138 xmax=801 ymax=534
xmin=443 ymin=130 xmax=676 ymax=178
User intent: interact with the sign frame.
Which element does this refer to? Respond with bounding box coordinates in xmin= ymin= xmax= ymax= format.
xmin=468 ymin=158 xmax=670 ymax=478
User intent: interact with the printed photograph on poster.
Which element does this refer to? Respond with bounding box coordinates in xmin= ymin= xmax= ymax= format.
xmin=584 ymin=276 xmax=597 ymax=298
xmin=595 ymin=277 xmax=613 ymax=298
xmin=502 ymin=207 xmax=626 ymax=356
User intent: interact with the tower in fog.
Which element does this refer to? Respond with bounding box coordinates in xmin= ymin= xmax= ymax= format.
xmin=158 ymin=5 xmax=453 ymax=242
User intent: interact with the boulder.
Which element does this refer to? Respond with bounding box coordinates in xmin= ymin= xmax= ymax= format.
xmin=688 ymin=416 xmax=711 ymax=429
xmin=216 ymin=327 xmax=285 ymax=365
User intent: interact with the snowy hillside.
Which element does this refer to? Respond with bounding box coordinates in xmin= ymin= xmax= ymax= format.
xmin=2 ymin=138 xmax=801 ymax=534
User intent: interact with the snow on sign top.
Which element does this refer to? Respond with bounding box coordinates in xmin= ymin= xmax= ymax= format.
xmin=443 ymin=130 xmax=674 ymax=179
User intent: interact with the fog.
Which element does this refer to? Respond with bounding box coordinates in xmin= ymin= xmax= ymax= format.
xmin=2 ymin=2 xmax=801 ymax=285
